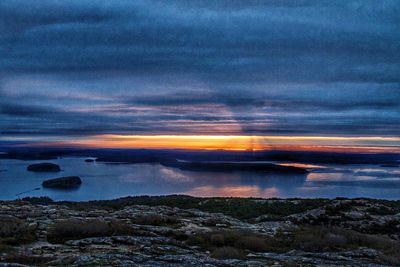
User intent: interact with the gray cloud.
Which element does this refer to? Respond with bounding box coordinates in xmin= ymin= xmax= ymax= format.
xmin=0 ymin=0 xmax=399 ymax=139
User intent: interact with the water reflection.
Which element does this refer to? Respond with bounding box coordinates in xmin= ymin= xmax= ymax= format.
xmin=176 ymin=171 xmax=307 ymax=197
xmin=0 ymin=158 xmax=399 ymax=200
xmin=184 ymin=185 xmax=280 ymax=198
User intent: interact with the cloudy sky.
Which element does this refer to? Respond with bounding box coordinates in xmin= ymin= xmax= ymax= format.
xmin=0 ymin=0 xmax=399 ymax=149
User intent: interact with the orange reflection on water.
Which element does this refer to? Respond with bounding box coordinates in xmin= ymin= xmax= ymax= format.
xmin=279 ymin=163 xmax=326 ymax=169
xmin=183 ymin=185 xmax=280 ymax=198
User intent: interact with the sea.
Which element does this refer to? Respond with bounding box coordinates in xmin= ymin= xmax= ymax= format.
xmin=0 ymin=157 xmax=399 ymax=201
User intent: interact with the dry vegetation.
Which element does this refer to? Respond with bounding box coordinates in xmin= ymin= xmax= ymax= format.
xmin=211 ymin=246 xmax=246 ymax=259
xmin=131 ymin=214 xmax=179 ymax=226
xmin=3 ymin=253 xmax=54 ymax=265
xmin=2 ymin=197 xmax=399 ymax=265
xmin=187 ymin=226 xmax=400 ymax=264
xmin=0 ymin=215 xmax=36 ymax=246
xmin=47 ymin=219 xmax=135 ymax=243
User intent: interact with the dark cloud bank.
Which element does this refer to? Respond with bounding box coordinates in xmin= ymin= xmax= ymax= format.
xmin=0 ymin=0 xmax=399 ymax=139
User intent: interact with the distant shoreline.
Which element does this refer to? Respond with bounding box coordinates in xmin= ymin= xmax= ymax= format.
xmin=13 ymin=194 xmax=400 ymax=211
xmin=1 ymin=147 xmax=399 ymax=166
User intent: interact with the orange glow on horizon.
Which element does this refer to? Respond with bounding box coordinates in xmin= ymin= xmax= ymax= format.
xmin=23 ymin=134 xmax=400 ymax=153
xmin=96 ymin=134 xmax=400 ymax=142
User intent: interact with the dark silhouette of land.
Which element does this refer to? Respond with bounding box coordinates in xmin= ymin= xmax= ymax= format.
xmin=1 ymin=145 xmax=399 ymax=168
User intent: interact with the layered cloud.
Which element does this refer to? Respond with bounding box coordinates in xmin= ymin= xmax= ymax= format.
xmin=0 ymin=0 xmax=399 ymax=142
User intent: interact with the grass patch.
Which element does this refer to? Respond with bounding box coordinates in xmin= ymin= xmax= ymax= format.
xmin=187 ymin=229 xmax=274 ymax=258
xmin=371 ymin=199 xmax=400 ymax=213
xmin=47 ymin=219 xmax=135 ymax=243
xmin=164 ymin=230 xmax=188 ymax=241
xmin=58 ymin=195 xmax=329 ymax=220
xmin=0 ymin=243 xmax=13 ymax=253
xmin=21 ymin=196 xmax=54 ymax=205
xmin=187 ymin=226 xmax=400 ymax=264
xmin=211 ymin=246 xmax=246 ymax=259
xmin=287 ymin=226 xmax=400 ymax=265
xmin=278 ymin=226 xmax=400 ymax=251
xmin=131 ymin=214 xmax=179 ymax=226
xmin=0 ymin=215 xmax=36 ymax=245
xmin=53 ymin=195 xmax=400 ymax=221
xmin=325 ymin=202 xmax=354 ymax=215
xmin=361 ymin=220 xmax=400 ymax=236
xmin=3 ymin=253 xmax=54 ymax=265
xmin=202 ymin=217 xmax=230 ymax=226
xmin=366 ymin=206 xmax=396 ymax=215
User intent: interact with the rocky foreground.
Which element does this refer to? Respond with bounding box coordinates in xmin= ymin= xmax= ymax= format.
xmin=0 ymin=196 xmax=399 ymax=266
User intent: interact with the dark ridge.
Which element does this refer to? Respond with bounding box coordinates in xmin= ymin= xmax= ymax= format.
xmin=1 ymin=147 xmax=399 ymax=165
xmin=161 ymin=159 xmax=308 ymax=174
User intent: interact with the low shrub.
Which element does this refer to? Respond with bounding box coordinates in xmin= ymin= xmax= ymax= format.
xmin=47 ymin=219 xmax=135 ymax=243
xmin=366 ymin=220 xmax=399 ymax=236
xmin=290 ymin=226 xmax=400 ymax=265
xmin=211 ymin=246 xmax=246 ymax=259
xmin=210 ymin=233 xmax=225 ymax=246
xmin=164 ymin=230 xmax=188 ymax=241
xmin=3 ymin=253 xmax=54 ymax=265
xmin=325 ymin=202 xmax=353 ymax=215
xmin=203 ymin=218 xmax=229 ymax=227
xmin=21 ymin=196 xmax=54 ymax=205
xmin=292 ymin=227 xmax=347 ymax=252
xmin=187 ymin=229 xmax=271 ymax=253
xmin=0 ymin=215 xmax=36 ymax=245
xmin=58 ymin=195 xmax=330 ymax=220
xmin=366 ymin=206 xmax=396 ymax=215
xmin=236 ymin=235 xmax=271 ymax=252
xmin=0 ymin=243 xmax=12 ymax=253
xmin=131 ymin=214 xmax=179 ymax=226
xmin=188 ymin=226 xmax=400 ymax=264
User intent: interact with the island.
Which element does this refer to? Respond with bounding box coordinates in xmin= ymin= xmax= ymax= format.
xmin=27 ymin=163 xmax=61 ymax=172
xmin=42 ymin=176 xmax=82 ymax=189
xmin=162 ymin=160 xmax=309 ymax=174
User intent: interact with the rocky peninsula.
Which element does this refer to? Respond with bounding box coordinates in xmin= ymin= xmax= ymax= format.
xmin=0 ymin=196 xmax=399 ymax=266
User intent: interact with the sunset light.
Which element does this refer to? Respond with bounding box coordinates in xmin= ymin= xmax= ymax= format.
xmin=26 ymin=134 xmax=400 ymax=153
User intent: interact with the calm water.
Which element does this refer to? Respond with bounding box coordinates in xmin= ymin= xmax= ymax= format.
xmin=0 ymin=157 xmax=399 ymax=201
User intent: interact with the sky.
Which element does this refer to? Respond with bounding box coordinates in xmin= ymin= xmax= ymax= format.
xmin=0 ymin=0 xmax=399 ymax=151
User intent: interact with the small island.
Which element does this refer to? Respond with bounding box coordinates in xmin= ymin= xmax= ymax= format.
xmin=27 ymin=163 xmax=61 ymax=172
xmin=42 ymin=176 xmax=82 ymax=189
